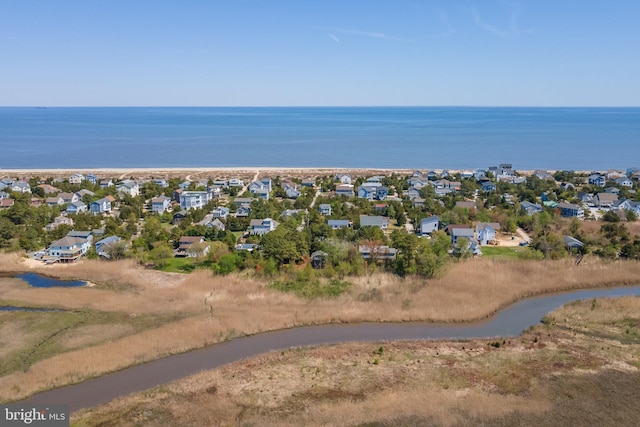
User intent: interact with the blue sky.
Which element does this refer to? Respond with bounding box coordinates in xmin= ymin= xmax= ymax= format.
xmin=1 ymin=1 xmax=639 ymax=106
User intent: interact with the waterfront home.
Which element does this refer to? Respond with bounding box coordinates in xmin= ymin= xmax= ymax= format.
xmin=95 ymin=236 xmax=122 ymax=258
xmin=66 ymin=201 xmax=87 ymax=214
xmin=520 ymin=201 xmax=543 ymax=215
xmin=249 ymin=179 xmax=272 ymax=200
xmin=318 ymin=204 xmax=332 ymax=216
xmin=359 ymin=245 xmax=397 ymax=261
xmin=178 ymin=181 xmax=192 ymax=190
xmin=86 ymin=174 xmax=98 ymax=185
xmin=180 ymin=191 xmax=212 ymax=210
xmin=328 ymin=219 xmax=352 ymax=230
xmin=359 ymin=215 xmax=389 ymax=229
xmin=558 ymin=202 xmax=584 ymax=218
xmin=228 ymin=178 xmax=244 ymax=187
xmin=212 ymin=179 xmax=228 ymax=188
xmin=90 ymin=197 xmax=112 ymax=215
xmin=47 ymin=236 xmax=88 ymax=263
xmin=153 ymin=178 xmax=168 ymax=188
xmin=616 ymin=200 xmax=640 ymax=216
xmin=285 ymin=186 xmax=301 ymax=199
xmin=151 ymin=195 xmax=172 ymax=214
xmin=249 ymin=218 xmax=279 ymax=236
xmin=420 ymin=216 xmax=439 ymax=236
xmin=563 ymin=235 xmax=584 ymax=250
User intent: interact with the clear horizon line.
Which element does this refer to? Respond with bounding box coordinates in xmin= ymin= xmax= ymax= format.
xmin=1 ymin=104 xmax=639 ymax=109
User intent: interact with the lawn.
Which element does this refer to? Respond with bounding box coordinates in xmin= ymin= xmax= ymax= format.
xmin=157 ymin=257 xmax=196 ymax=273
xmin=481 ymin=245 xmax=539 ymax=259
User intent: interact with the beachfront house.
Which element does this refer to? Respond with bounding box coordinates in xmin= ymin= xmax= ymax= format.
xmin=68 ymin=173 xmax=84 ymax=184
xmin=588 ymin=174 xmax=606 ymax=187
xmin=100 ymin=179 xmax=114 ymax=189
xmin=47 ymin=236 xmax=88 ymax=263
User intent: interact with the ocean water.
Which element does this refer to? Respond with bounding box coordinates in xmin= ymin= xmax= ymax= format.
xmin=1 ymin=107 xmax=638 ymax=170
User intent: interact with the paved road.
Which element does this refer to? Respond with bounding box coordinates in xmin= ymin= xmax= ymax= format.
xmin=19 ymin=286 xmax=640 ymax=413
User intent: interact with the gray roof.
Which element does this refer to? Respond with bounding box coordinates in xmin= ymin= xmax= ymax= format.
xmin=359 ymin=215 xmax=389 ymax=228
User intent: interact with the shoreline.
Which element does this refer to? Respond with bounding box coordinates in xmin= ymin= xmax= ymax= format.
xmin=0 ymin=167 xmax=591 ymax=178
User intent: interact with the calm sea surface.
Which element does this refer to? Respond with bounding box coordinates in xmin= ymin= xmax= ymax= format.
xmin=1 ymin=107 xmax=638 ymax=170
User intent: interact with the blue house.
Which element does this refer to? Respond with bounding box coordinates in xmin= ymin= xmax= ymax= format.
xmin=558 ymin=202 xmax=584 ymax=218
xmin=90 ymin=198 xmax=112 ymax=215
xmin=420 ymin=216 xmax=439 ymax=236
xmin=481 ymin=181 xmax=497 ymax=193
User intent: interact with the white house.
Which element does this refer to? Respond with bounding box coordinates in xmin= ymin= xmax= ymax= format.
xmin=68 ymin=173 xmax=84 ymax=184
xmin=151 ymin=195 xmax=172 ymax=214
xmin=90 ymin=197 xmax=112 ymax=215
xmin=116 ymin=180 xmax=140 ymax=197
xmin=420 ymin=216 xmax=439 ymax=236
xmin=249 ymin=218 xmax=279 ymax=235
xmin=180 ymin=191 xmax=213 ymax=210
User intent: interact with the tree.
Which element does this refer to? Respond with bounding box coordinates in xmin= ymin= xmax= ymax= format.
xmin=102 ymin=240 xmax=129 ymax=260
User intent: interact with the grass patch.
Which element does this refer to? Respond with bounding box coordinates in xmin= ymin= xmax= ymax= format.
xmin=156 ymin=257 xmax=195 ymax=273
xmin=270 ymin=278 xmax=352 ymax=299
xmin=481 ymin=246 xmax=541 ymax=259
xmin=0 ymin=309 xmax=186 ymax=377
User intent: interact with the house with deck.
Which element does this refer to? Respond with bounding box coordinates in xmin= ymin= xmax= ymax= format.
xmin=151 ymin=195 xmax=172 ymax=214
xmin=558 ymin=202 xmax=584 ymax=218
xmin=249 ymin=218 xmax=279 ymax=235
xmin=66 ymin=201 xmax=87 ymax=214
xmin=318 ymin=204 xmax=332 ymax=216
xmin=180 ymin=191 xmax=213 ymax=210
xmin=90 ymin=198 xmax=112 ymax=215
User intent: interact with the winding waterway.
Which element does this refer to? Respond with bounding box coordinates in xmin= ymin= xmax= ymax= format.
xmin=19 ymin=285 xmax=640 ymax=412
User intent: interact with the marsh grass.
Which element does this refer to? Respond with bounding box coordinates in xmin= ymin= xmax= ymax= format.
xmin=3 ymin=254 xmax=640 ymax=402
xmin=71 ymin=296 xmax=640 ymax=426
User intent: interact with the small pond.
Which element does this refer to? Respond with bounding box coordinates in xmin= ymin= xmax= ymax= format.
xmin=16 ymin=273 xmax=88 ymax=288
xmin=0 ymin=306 xmax=64 ymax=312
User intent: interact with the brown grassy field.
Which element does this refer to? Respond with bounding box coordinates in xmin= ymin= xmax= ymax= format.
xmin=2 ymin=253 xmax=640 ymax=403
xmin=71 ymin=296 xmax=640 ymax=426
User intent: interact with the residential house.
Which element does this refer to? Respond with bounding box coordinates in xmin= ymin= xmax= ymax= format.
xmin=615 ymin=177 xmax=633 ymax=188
xmin=10 ymin=181 xmax=31 ymax=193
xmin=180 ymin=191 xmax=212 ymax=210
xmin=86 ymin=173 xmax=98 ymax=185
xmin=228 ymin=178 xmax=244 ymax=187
xmin=520 ymin=201 xmax=543 ymax=215
xmin=427 ymin=171 xmax=438 ymax=181
xmin=481 ymin=181 xmax=497 ymax=193
xmin=404 ymin=187 xmax=422 ymax=200
xmin=576 ymin=192 xmax=594 ymax=205
xmin=285 ymin=186 xmax=301 ymax=199
xmin=588 ymin=174 xmax=606 ymax=187
xmin=0 ymin=199 xmax=14 ymax=209
xmin=207 ymin=219 xmax=226 ymax=231
xmin=563 ymin=236 xmax=584 ymax=250
xmin=558 ymin=202 xmax=584 ymax=218
xmin=76 ymin=189 xmax=95 ymax=198
xmin=212 ymin=207 xmax=230 ymax=219
xmin=176 ymin=236 xmax=208 ymax=257
xmin=318 ymin=204 xmax=332 ymax=216
xmin=498 ymin=164 xmax=514 ymax=177
xmin=116 ymin=180 xmax=140 ymax=197
xmin=535 ymin=170 xmax=553 ymax=180
xmin=212 ymin=179 xmax=228 ymax=188
xmin=281 ymin=209 xmax=305 ymax=217
xmin=151 ymin=195 xmax=172 ymax=214
xmin=249 ymin=218 xmax=279 ymax=235
xmin=66 ymin=201 xmax=87 ymax=214
xmin=451 ymin=227 xmax=475 ymax=244
xmin=37 ymin=184 xmax=60 ymax=194
xmin=90 ymin=197 xmax=112 ymax=215
xmin=153 ymin=178 xmax=168 ymax=188
xmin=249 ymin=178 xmax=272 ymax=200
xmin=412 ymin=198 xmax=426 ymax=208
xmin=59 ymin=192 xmax=79 ymax=204
xmin=233 ymin=197 xmax=254 ymax=207
xmin=0 ymin=191 xmax=9 ymax=199
xmin=100 ymin=179 xmax=114 ymax=189
xmin=328 ymin=219 xmax=352 ymax=230
xmin=47 ymin=236 xmax=88 ymax=262
xmin=172 ymin=210 xmax=187 ymax=224
xmin=476 ymin=222 xmax=500 ymax=245
xmin=594 ymin=192 xmax=618 ymax=209
xmin=178 ymin=181 xmax=192 ymax=190
xmin=359 ymin=215 xmax=390 ymax=229
xmin=420 ymin=216 xmax=439 ymax=236
xmin=46 ymin=196 xmax=65 ymax=206
xmin=335 ymin=184 xmax=355 ymax=197
xmin=358 ymin=245 xmax=398 ymax=261
xmin=235 ymin=243 xmax=256 ymax=252
xmin=95 ymin=236 xmax=122 ymax=258
xmin=68 ymin=173 xmax=84 ymax=184
xmin=236 ymin=206 xmax=251 ymax=217
xmin=44 ymin=215 xmax=74 ymax=231
xmin=301 ymin=178 xmax=316 ymax=187
xmin=560 ymin=182 xmax=576 ymax=191
xmin=336 ymin=174 xmax=352 ymax=185
xmin=617 ymin=200 xmax=640 ymax=216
